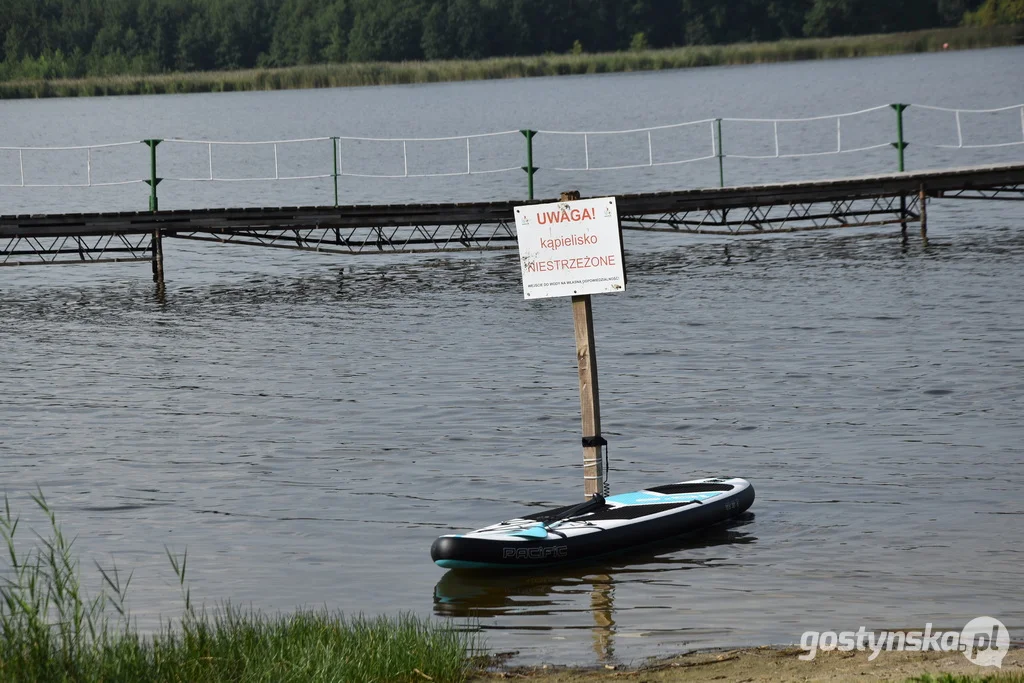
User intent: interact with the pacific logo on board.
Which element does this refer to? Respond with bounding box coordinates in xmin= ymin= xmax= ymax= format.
xmin=502 ymin=545 xmax=568 ymax=560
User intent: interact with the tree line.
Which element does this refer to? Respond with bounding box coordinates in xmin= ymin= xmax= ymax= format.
xmin=1 ymin=0 xmax=1016 ymax=82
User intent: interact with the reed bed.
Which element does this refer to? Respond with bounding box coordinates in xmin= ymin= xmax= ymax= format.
xmin=0 ymin=491 xmax=477 ymax=682
xmin=0 ymin=25 xmax=1019 ymax=100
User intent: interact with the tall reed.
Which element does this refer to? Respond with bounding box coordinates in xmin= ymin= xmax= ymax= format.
xmin=0 ymin=491 xmax=477 ymax=682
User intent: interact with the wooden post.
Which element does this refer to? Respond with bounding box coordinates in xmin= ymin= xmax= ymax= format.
xmin=573 ymin=293 xmax=604 ymax=499
xmin=517 ymin=189 xmax=621 ymax=499
xmin=151 ymin=228 xmax=165 ymax=285
xmin=919 ymin=184 xmax=928 ymax=246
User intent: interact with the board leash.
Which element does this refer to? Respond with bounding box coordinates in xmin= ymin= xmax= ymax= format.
xmin=582 ymin=435 xmax=611 ymax=496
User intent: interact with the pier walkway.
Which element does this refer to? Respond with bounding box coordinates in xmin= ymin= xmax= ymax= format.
xmin=1 ymin=163 xmax=1022 ymax=281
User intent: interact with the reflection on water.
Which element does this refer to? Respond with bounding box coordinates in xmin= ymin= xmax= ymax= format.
xmin=435 ymin=517 xmax=756 ymax=662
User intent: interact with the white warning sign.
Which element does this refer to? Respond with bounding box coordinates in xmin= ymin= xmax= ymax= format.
xmin=514 ymin=196 xmax=625 ymax=300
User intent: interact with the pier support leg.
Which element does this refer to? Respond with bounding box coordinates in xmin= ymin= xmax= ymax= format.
xmin=151 ymin=228 xmax=165 ymax=285
xmin=715 ymin=118 xmax=725 ymax=188
xmin=573 ymin=294 xmax=605 ymax=499
xmin=919 ymin=185 xmax=928 ymax=247
xmin=899 ymin=195 xmax=908 ymax=244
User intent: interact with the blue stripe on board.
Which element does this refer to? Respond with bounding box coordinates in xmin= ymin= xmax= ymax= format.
xmin=605 ymin=490 xmax=724 ymax=506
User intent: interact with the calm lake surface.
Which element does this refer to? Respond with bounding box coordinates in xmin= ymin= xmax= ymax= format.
xmin=2 ymin=48 xmax=1023 ymax=665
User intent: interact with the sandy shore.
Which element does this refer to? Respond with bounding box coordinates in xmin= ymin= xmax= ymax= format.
xmin=472 ymin=646 xmax=1023 ymax=682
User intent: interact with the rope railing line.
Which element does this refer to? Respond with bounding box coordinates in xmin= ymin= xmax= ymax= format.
xmin=725 ymin=142 xmax=892 ymax=160
xmin=167 ymin=139 xmax=337 ymax=183
xmin=909 ymin=103 xmax=1024 ymax=150
xmin=337 ymin=166 xmax=523 ymax=179
xmin=0 ymin=144 xmax=145 ymax=188
xmin=545 ymin=120 xmax=719 ymax=172
xmin=923 ymin=140 xmax=1024 ymax=150
xmin=0 ymin=180 xmax=146 ymax=188
xmin=335 ymin=135 xmax=523 ymax=178
xmin=547 ymin=153 xmax=718 ymax=173
xmin=165 ymin=167 xmax=524 ymax=181
xmin=165 ymin=136 xmax=332 ymax=145
xmin=0 ymin=141 xmax=140 ymax=151
xmin=164 ymin=174 xmax=334 ymax=182
xmin=163 ymin=135 xmax=524 ymax=181
xmin=718 ymin=115 xmax=891 ymax=159
xmin=536 ymin=118 xmax=717 ymax=136
xmin=721 ymin=104 xmax=891 ymax=124
xmin=334 ymin=130 xmax=522 ymax=142
xmin=912 ymin=103 xmax=1024 ymax=114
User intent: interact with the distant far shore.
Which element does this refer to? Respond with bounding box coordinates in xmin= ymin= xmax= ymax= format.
xmin=0 ymin=24 xmax=1020 ymax=100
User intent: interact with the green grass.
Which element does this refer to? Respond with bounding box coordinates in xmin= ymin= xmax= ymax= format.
xmin=0 ymin=491 xmax=477 ymax=682
xmin=0 ymin=24 xmax=1020 ymax=99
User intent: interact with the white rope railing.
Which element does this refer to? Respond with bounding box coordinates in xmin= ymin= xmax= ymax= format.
xmin=333 ymin=130 xmax=522 ymax=178
xmin=160 ymin=132 xmax=526 ymax=180
xmin=162 ymin=137 xmax=334 ymax=182
xmin=722 ymin=104 xmax=891 ymax=123
xmin=0 ymin=141 xmax=143 ymax=188
xmin=1 ymin=103 xmax=1021 ymax=190
xmin=912 ymin=103 xmax=1024 ymax=149
xmin=912 ymin=103 xmax=1024 ymax=113
xmin=537 ymin=119 xmax=718 ymax=171
xmin=721 ymin=105 xmax=892 ymax=160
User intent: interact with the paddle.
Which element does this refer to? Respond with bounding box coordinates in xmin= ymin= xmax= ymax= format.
xmin=508 ymin=494 xmax=606 ymax=539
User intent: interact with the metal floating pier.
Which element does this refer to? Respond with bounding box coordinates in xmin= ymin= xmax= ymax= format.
xmin=1 ymin=163 xmax=1022 ymax=281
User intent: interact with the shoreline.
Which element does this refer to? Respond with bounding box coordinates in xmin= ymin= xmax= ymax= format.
xmin=0 ymin=25 xmax=1020 ymax=100
xmin=475 ymin=646 xmax=1024 ymax=682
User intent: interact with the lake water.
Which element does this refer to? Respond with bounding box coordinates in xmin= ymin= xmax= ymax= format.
xmin=1 ymin=48 xmax=1023 ymax=665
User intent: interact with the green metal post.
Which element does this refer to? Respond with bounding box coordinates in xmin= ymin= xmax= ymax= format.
xmin=142 ymin=139 xmax=165 ymax=285
xmin=521 ymin=129 xmax=537 ymax=200
xmin=715 ymin=118 xmax=724 ymax=188
xmin=331 ymin=136 xmax=339 ymax=207
xmin=143 ymin=139 xmax=162 ymax=211
xmin=890 ymin=104 xmax=909 ymax=172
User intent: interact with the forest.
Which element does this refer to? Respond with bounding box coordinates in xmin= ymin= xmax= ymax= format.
xmin=0 ymin=0 xmax=1019 ymax=82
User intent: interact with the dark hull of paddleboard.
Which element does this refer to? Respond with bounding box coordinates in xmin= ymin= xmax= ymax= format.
xmin=431 ymin=477 xmax=754 ymax=569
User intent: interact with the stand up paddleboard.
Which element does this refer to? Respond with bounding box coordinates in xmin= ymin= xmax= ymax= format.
xmin=431 ymin=477 xmax=754 ymax=570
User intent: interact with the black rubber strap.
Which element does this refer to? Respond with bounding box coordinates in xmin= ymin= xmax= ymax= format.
xmin=582 ymin=435 xmax=608 ymax=448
